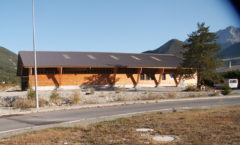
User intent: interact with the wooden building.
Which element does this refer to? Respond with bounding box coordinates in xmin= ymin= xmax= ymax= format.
xmin=17 ymin=51 xmax=197 ymax=90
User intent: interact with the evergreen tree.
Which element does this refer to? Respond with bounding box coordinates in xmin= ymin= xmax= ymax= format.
xmin=182 ymin=23 xmax=221 ymax=87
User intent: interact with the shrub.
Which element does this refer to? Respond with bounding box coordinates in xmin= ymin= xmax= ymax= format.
xmin=184 ymin=85 xmax=199 ymax=92
xmin=27 ymin=88 xmax=36 ymax=100
xmin=13 ymin=98 xmax=35 ymax=109
xmin=71 ymin=91 xmax=81 ymax=104
xmin=221 ymin=85 xmax=232 ymax=95
xmin=50 ymin=90 xmax=60 ymax=102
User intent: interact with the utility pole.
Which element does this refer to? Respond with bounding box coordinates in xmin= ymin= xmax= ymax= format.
xmin=32 ymin=0 xmax=39 ymax=108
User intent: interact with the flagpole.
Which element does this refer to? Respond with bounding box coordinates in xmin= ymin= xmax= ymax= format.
xmin=32 ymin=0 xmax=39 ymax=108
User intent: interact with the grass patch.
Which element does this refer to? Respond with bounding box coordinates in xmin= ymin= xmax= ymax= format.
xmin=1 ymin=106 xmax=240 ymax=144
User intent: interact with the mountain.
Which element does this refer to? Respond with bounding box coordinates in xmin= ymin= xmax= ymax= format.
xmin=0 ymin=46 xmax=18 ymax=84
xmin=215 ymin=26 xmax=240 ymax=50
xmin=143 ymin=39 xmax=186 ymax=58
xmin=144 ymin=26 xmax=240 ymax=59
xmin=220 ymin=42 xmax=240 ymax=58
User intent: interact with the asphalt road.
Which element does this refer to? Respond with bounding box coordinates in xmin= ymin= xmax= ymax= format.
xmin=0 ymin=96 xmax=240 ymax=139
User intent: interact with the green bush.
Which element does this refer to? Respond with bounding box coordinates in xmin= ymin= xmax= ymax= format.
xmin=221 ymin=85 xmax=232 ymax=95
xmin=27 ymin=88 xmax=36 ymax=100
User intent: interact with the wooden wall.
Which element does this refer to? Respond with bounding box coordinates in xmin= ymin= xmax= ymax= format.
xmin=28 ymin=73 xmax=197 ymax=87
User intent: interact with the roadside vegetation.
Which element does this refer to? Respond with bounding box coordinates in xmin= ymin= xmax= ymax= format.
xmin=0 ymin=106 xmax=239 ymax=145
xmin=0 ymin=86 xmax=229 ymax=109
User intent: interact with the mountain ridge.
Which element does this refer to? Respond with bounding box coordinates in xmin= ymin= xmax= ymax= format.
xmin=144 ymin=26 xmax=240 ymax=59
xmin=0 ymin=46 xmax=18 ymax=84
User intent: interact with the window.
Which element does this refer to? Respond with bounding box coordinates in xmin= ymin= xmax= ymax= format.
xmin=146 ymin=74 xmax=151 ymax=80
xmin=229 ymin=80 xmax=237 ymax=83
xmin=162 ymin=73 xmax=166 ymax=80
xmin=150 ymin=74 xmax=156 ymax=80
xmin=140 ymin=74 xmax=155 ymax=80
xmin=170 ymin=74 xmax=175 ymax=78
xmin=140 ymin=73 xmax=145 ymax=80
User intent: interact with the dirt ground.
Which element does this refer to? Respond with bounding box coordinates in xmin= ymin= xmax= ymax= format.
xmin=0 ymin=105 xmax=239 ymax=145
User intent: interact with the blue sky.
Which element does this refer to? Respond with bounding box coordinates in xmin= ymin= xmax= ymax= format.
xmin=0 ymin=0 xmax=239 ymax=54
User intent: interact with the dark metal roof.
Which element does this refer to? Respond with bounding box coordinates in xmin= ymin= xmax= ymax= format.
xmin=18 ymin=51 xmax=183 ymax=68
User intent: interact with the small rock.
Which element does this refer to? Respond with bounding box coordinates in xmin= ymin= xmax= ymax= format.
xmin=152 ymin=135 xmax=175 ymax=142
xmin=136 ymin=128 xmax=154 ymax=132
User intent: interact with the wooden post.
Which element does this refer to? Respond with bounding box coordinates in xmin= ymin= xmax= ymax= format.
xmin=113 ymin=67 xmax=118 ymax=85
xmin=29 ymin=67 xmax=32 ymax=75
xmin=126 ymin=74 xmax=137 ymax=87
xmin=156 ymin=68 xmax=164 ymax=87
xmin=173 ymin=74 xmax=183 ymax=87
xmin=58 ymin=67 xmax=63 ymax=87
xmin=28 ymin=67 xmax=33 ymax=87
xmin=135 ymin=68 xmax=142 ymax=88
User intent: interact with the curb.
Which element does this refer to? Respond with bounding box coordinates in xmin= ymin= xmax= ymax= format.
xmin=1 ymin=95 xmax=240 ymax=117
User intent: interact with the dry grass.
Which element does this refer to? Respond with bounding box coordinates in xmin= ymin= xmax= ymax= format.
xmin=184 ymin=85 xmax=200 ymax=92
xmin=1 ymin=106 xmax=240 ymax=145
xmin=141 ymin=93 xmax=164 ymax=100
xmin=0 ymin=85 xmax=17 ymax=92
xmin=70 ymin=91 xmax=82 ymax=104
xmin=12 ymin=98 xmax=35 ymax=109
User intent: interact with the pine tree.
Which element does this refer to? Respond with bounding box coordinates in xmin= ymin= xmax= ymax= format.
xmin=182 ymin=23 xmax=221 ymax=87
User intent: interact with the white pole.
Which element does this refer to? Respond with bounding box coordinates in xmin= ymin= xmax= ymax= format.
xmin=32 ymin=0 xmax=39 ymax=108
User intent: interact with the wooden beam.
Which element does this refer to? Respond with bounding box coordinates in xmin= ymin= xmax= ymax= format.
xmin=156 ymin=68 xmax=164 ymax=87
xmin=126 ymin=74 xmax=137 ymax=87
xmin=135 ymin=68 xmax=142 ymax=88
xmin=58 ymin=67 xmax=63 ymax=86
xmin=173 ymin=74 xmax=183 ymax=87
xmin=113 ymin=67 xmax=118 ymax=85
xmin=153 ymin=74 xmax=158 ymax=87
xmin=29 ymin=67 xmax=32 ymax=75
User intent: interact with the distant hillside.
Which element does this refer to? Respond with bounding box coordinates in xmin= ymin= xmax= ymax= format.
xmin=0 ymin=46 xmax=18 ymax=84
xmin=143 ymin=39 xmax=185 ymax=58
xmin=220 ymin=42 xmax=240 ymax=58
xmin=216 ymin=26 xmax=240 ymax=50
xmin=143 ymin=26 xmax=240 ymax=59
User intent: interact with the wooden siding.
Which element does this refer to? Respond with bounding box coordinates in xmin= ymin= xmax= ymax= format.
xmin=28 ymin=73 xmax=197 ymax=87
